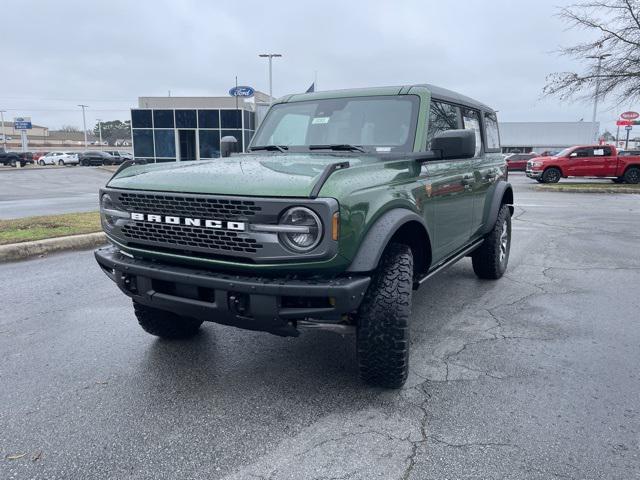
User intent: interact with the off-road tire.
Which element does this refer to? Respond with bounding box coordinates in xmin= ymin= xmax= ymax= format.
xmin=623 ymin=167 xmax=640 ymax=184
xmin=472 ymin=204 xmax=511 ymax=280
xmin=133 ymin=301 xmax=203 ymax=339
xmin=356 ymin=243 xmax=413 ymax=389
xmin=541 ymin=167 xmax=561 ymax=183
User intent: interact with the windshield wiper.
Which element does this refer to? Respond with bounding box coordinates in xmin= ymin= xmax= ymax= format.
xmin=250 ymin=145 xmax=288 ymax=152
xmin=309 ymin=144 xmax=366 ymax=153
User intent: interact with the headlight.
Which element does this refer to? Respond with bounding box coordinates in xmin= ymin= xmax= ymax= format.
xmin=100 ymin=194 xmax=129 ymax=228
xmin=532 ymin=161 xmax=543 ymax=168
xmin=278 ymin=207 xmax=323 ymax=252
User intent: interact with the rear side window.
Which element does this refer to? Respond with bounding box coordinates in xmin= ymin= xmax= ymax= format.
xmin=462 ymin=108 xmax=482 ymax=157
xmin=426 ymin=100 xmax=460 ymax=148
xmin=484 ymin=112 xmax=500 ymax=152
xmin=594 ymin=147 xmax=612 ymax=156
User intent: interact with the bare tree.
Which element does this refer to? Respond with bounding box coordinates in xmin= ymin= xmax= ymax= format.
xmin=544 ymin=1 xmax=640 ymax=105
xmin=60 ymin=125 xmax=80 ymax=132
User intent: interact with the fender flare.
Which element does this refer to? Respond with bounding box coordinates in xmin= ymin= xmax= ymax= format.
xmin=346 ymin=209 xmax=429 ymax=273
xmin=480 ymin=180 xmax=513 ymax=236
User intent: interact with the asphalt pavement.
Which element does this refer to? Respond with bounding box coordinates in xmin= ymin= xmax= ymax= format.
xmin=1 ymin=174 xmax=639 ymax=479
xmin=0 ymin=167 xmax=110 ymax=219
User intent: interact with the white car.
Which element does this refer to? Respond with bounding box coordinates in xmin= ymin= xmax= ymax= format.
xmin=38 ymin=151 xmax=79 ymax=166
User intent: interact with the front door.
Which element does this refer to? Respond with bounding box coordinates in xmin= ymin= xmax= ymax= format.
xmin=178 ymin=130 xmax=197 ymax=161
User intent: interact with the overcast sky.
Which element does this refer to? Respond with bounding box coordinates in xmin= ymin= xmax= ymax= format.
xmin=0 ymin=0 xmax=628 ymax=133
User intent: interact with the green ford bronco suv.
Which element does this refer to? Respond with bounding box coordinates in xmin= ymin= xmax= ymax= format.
xmin=95 ymin=84 xmax=513 ymax=388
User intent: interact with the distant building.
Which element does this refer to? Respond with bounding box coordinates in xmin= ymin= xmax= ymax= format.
xmin=131 ymin=91 xmax=271 ymax=163
xmin=499 ymin=121 xmax=599 ymax=153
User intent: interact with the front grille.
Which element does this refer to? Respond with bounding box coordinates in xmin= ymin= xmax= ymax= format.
xmin=118 ymin=192 xmax=262 ymax=219
xmin=121 ymin=222 xmax=263 ymax=254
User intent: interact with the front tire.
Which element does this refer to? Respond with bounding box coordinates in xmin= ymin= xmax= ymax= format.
xmin=356 ymin=243 xmax=413 ymax=389
xmin=472 ymin=204 xmax=511 ymax=280
xmin=58 ymin=160 xmax=65 ymax=166
xmin=133 ymin=302 xmax=203 ymax=339
xmin=541 ymin=167 xmax=561 ymax=183
xmin=39 ymin=160 xmax=45 ymax=166
xmin=623 ymin=167 xmax=640 ymax=184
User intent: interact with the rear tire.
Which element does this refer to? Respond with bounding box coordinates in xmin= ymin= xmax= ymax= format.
xmin=541 ymin=167 xmax=561 ymax=183
xmin=356 ymin=243 xmax=413 ymax=389
xmin=472 ymin=204 xmax=511 ymax=280
xmin=623 ymin=167 xmax=640 ymax=184
xmin=58 ymin=160 xmax=65 ymax=166
xmin=39 ymin=160 xmax=45 ymax=166
xmin=133 ymin=302 xmax=203 ymax=339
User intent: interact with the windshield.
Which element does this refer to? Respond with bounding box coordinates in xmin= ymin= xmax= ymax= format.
xmin=252 ymin=95 xmax=419 ymax=153
xmin=554 ymin=147 xmax=574 ymax=157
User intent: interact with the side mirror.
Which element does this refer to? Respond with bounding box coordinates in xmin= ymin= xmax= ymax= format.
xmin=431 ymin=129 xmax=476 ymax=159
xmin=220 ymin=136 xmax=239 ymax=158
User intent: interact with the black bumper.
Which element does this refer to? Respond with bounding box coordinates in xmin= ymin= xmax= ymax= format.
xmin=95 ymin=246 xmax=370 ymax=337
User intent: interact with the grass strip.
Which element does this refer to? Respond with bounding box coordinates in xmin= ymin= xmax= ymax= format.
xmin=0 ymin=211 xmax=101 ymax=245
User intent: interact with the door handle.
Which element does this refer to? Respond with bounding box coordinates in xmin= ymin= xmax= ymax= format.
xmin=461 ymin=175 xmax=474 ymax=186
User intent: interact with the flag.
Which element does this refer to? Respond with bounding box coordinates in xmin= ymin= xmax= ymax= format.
xmin=306 ymin=82 xmax=315 ymax=93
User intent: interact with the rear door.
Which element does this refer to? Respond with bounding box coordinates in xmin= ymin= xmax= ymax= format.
xmin=593 ymin=146 xmax=617 ymax=176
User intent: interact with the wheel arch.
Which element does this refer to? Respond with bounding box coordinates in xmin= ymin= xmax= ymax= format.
xmin=346 ymin=209 xmax=432 ymax=276
xmin=481 ymin=181 xmax=514 ymax=236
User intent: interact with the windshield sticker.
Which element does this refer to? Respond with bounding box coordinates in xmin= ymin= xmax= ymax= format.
xmin=376 ymin=147 xmax=392 ymax=152
xmin=311 ymin=117 xmax=330 ymax=124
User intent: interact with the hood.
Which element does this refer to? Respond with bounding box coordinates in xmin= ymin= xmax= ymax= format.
xmin=107 ymin=153 xmax=384 ymax=197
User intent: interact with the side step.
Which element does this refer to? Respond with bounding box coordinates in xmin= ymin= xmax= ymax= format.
xmin=414 ymin=239 xmax=484 ymax=288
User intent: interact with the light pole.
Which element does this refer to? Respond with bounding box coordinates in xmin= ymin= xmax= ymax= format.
xmin=96 ymin=118 xmax=103 ymax=150
xmin=587 ymin=53 xmax=612 ymax=142
xmin=0 ymin=110 xmax=6 ymax=151
xmin=78 ymin=104 xmax=89 ymax=148
xmin=258 ymin=53 xmax=282 ymax=103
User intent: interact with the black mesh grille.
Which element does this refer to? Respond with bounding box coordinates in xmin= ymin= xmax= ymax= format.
xmin=121 ymin=222 xmax=263 ymax=254
xmin=118 ymin=192 xmax=262 ymax=219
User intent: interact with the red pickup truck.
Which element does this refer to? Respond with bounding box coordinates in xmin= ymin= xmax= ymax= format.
xmin=526 ymin=145 xmax=640 ymax=184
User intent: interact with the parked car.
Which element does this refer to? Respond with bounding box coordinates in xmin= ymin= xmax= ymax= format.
xmin=539 ymin=150 xmax=559 ymax=157
xmin=0 ymin=149 xmax=34 ymax=167
xmin=526 ymin=145 xmax=640 ymax=183
xmin=32 ymin=151 xmax=49 ymax=161
xmin=78 ymin=151 xmax=118 ymax=166
xmin=38 ymin=151 xmax=79 ymax=166
xmin=95 ymin=83 xmax=514 ymax=389
xmin=105 ymin=151 xmax=133 ymax=162
xmin=505 ymin=152 xmax=538 ymax=171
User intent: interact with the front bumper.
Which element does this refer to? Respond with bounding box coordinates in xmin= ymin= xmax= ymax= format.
xmin=526 ymin=169 xmax=542 ymax=179
xmin=95 ymin=245 xmax=370 ymax=337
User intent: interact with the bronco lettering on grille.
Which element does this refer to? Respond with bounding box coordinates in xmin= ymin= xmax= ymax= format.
xmin=130 ymin=212 xmax=246 ymax=231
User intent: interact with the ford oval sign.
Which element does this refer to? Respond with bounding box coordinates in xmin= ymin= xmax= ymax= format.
xmin=620 ymin=111 xmax=639 ymax=120
xmin=229 ymin=86 xmax=255 ymax=98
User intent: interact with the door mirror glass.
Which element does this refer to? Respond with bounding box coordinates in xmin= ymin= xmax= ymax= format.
xmin=430 ymin=129 xmax=476 ymax=159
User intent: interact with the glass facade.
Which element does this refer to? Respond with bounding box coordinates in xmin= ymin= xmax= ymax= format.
xmin=130 ymin=108 xmax=255 ymax=163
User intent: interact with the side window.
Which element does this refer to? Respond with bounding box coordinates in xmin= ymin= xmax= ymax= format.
xmin=462 ymin=108 xmax=482 ymax=157
xmin=593 ymin=148 xmax=605 ymax=156
xmin=484 ymin=112 xmax=500 ymax=151
xmin=426 ymin=100 xmax=460 ymax=148
xmin=571 ymin=147 xmax=592 ymax=158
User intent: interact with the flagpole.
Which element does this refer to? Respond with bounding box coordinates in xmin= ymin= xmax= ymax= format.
xmin=314 ymin=70 xmax=318 ymax=90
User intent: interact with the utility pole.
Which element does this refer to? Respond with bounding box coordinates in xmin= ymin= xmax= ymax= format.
xmin=586 ymin=53 xmax=612 ymax=142
xmin=97 ymin=118 xmax=103 ymax=150
xmin=0 ymin=110 xmax=6 ymax=151
xmin=78 ymin=104 xmax=89 ymax=148
xmin=258 ymin=53 xmax=282 ymax=104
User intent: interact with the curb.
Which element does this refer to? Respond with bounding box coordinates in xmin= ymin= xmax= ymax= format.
xmin=535 ymin=186 xmax=640 ymax=194
xmin=0 ymin=232 xmax=107 ymax=263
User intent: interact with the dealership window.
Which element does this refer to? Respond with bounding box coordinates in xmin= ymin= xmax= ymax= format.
xmin=198 ymin=110 xmax=220 ymax=128
xmin=243 ymin=130 xmax=254 ymax=151
xmin=133 ymin=129 xmax=154 ymax=157
xmin=153 ymin=110 xmax=174 ymax=129
xmin=154 ymin=129 xmax=176 ymax=158
xmin=199 ymin=130 xmax=220 ymax=159
xmin=131 ymin=109 xmax=152 ymax=128
xmin=484 ymin=112 xmax=500 ymax=151
xmin=426 ymin=101 xmax=460 ymax=148
xmin=175 ymin=109 xmax=197 ymax=128
xmin=221 ymin=110 xmax=242 ymax=129
xmin=243 ymin=110 xmax=255 ymax=130
xmin=462 ymin=108 xmax=482 ymax=157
